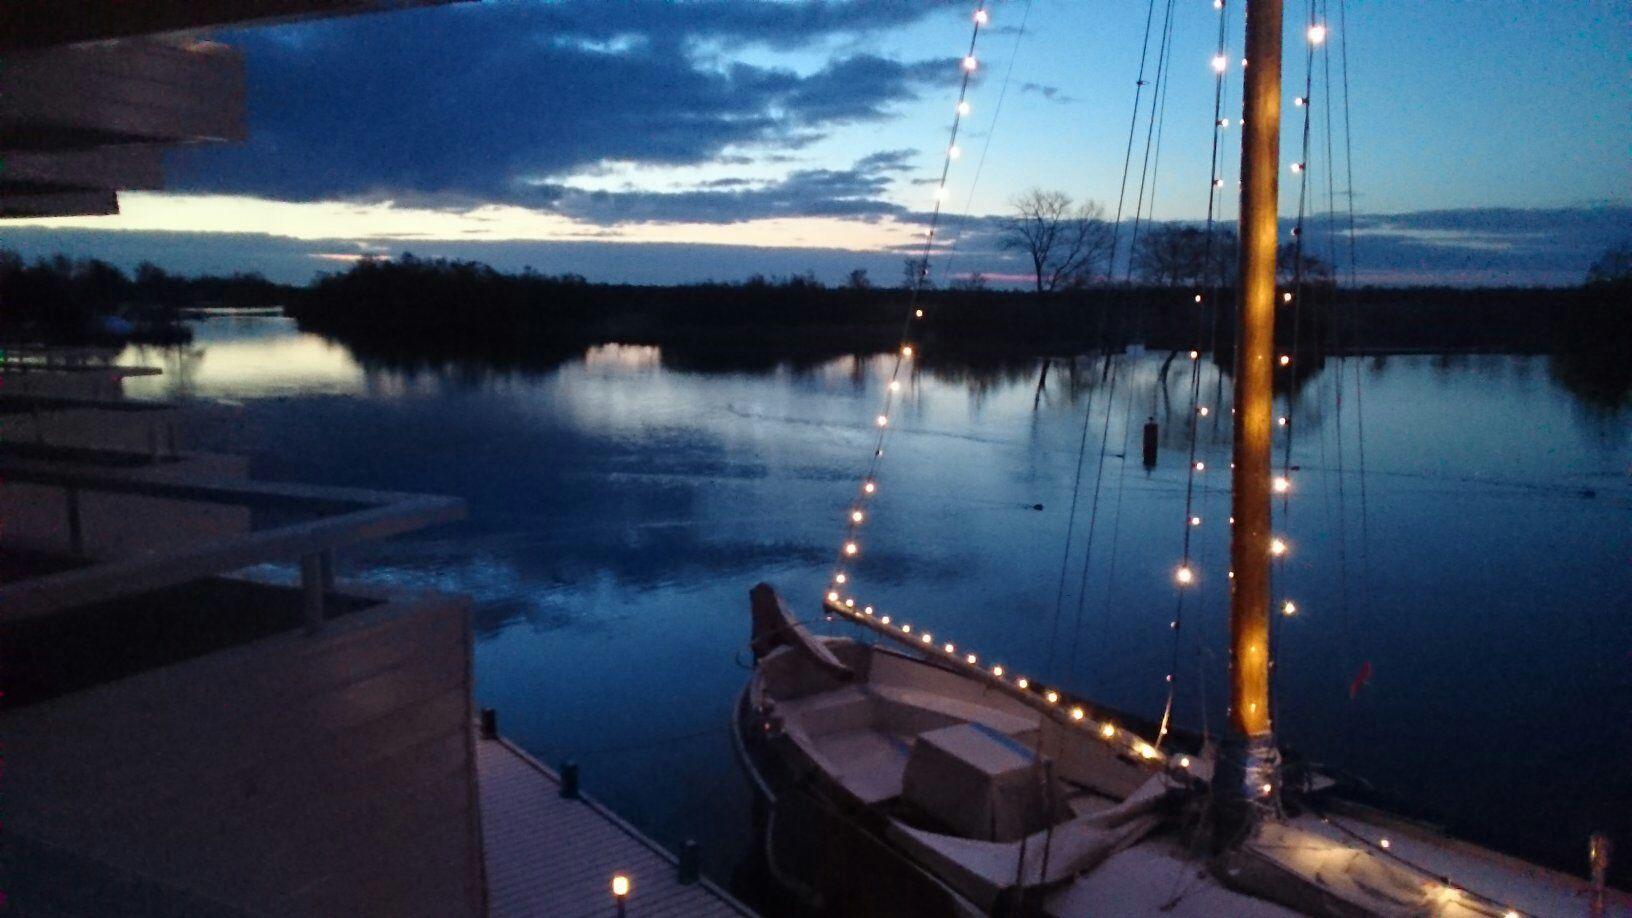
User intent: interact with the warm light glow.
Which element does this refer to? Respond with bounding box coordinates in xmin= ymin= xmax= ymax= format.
xmin=1211 ymin=54 xmax=1228 ymax=73
xmin=835 ymin=573 xmax=846 ymax=584
xmin=881 ymin=615 xmax=891 ymax=624
xmin=901 ymin=623 xmax=911 ymax=633
xmin=1261 ymin=782 xmax=1274 ymax=795
xmin=1070 ymin=706 xmax=1085 ymax=720
xmin=1016 ymin=677 xmax=1030 ymax=689
xmin=1283 ymin=291 xmax=1293 ymax=302
xmin=962 ymin=55 xmax=979 ymax=71
xmin=1282 ymin=600 xmax=1297 ymax=616
xmin=845 ymin=541 xmax=859 ymax=555
xmin=1137 ymin=742 xmax=1159 ymax=759
xmin=863 ymin=605 xmax=874 ymax=615
xmin=863 ymin=480 xmax=877 ymax=493
xmin=827 ymin=591 xmax=840 ymax=602
xmin=1213 ymin=178 xmax=1224 ymax=188
xmin=966 ymin=653 xmax=977 ymax=664
xmin=851 ymin=510 xmax=864 ymax=523
xmin=1045 ymin=690 xmax=1059 ymax=704
xmin=957 ymin=100 xmax=972 ymax=116
xmin=1294 ymin=96 xmax=1306 ymax=107
xmin=875 ymin=415 xmax=888 ymax=427
xmin=1100 ymin=723 xmax=1116 ymax=738
xmin=1178 ymin=755 xmax=1191 ymax=768
xmin=1194 ymin=461 xmax=1206 ymax=471
xmin=922 ymin=633 xmax=934 ymax=644
xmin=844 ymin=597 xmax=854 ymax=607
xmin=1308 ymin=23 xmax=1327 ymax=44
xmin=943 ymin=642 xmax=955 ymax=653
xmin=1218 ymin=118 xmax=1230 ymax=128
xmin=1273 ymin=476 xmax=1290 ymax=493
xmin=992 ymin=665 xmax=1004 ymax=677
xmin=914 ymin=308 xmax=924 ymax=318
xmin=1270 ymin=538 xmax=1287 ymax=556
xmin=612 ymin=875 xmax=631 ymax=898
xmin=901 ymin=345 xmax=914 ymax=357
xmin=1277 ymin=416 xmax=1288 ymax=426
xmin=1175 ymin=566 xmax=1195 ymax=585
xmin=1199 ymin=406 xmax=1210 ymax=416
xmin=1194 ymin=294 xmax=1203 ymax=304
xmin=1279 ymin=354 xmax=1292 ymax=366
xmin=973 ymin=8 xmax=989 ymax=25
xmin=1190 ymin=516 xmax=1202 ymax=526
xmin=1379 ymin=838 xmax=1391 ymax=850
xmin=1189 ymin=349 xmax=1199 ymax=359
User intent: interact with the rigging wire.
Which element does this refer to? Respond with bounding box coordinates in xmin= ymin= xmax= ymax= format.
xmin=1121 ymin=0 xmax=1180 ymax=283
xmin=1106 ymin=0 xmax=1165 ymax=279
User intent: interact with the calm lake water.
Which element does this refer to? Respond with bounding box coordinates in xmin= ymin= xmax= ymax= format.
xmin=120 ymin=315 xmax=1630 ymax=895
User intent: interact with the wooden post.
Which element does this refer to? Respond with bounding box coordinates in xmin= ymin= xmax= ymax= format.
xmin=1222 ymin=0 xmax=1283 ymax=817
xmin=300 ymin=552 xmax=326 ymax=633
xmin=66 ymin=486 xmax=84 ymax=555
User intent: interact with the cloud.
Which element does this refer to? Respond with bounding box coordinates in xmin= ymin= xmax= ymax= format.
xmin=167 ymin=1 xmax=958 ymax=211
xmin=1017 ymin=82 xmax=1076 ymax=104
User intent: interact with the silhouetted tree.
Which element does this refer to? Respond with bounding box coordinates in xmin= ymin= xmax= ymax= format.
xmin=1585 ymin=242 xmax=1631 ymax=288
xmin=901 ymin=256 xmax=933 ymax=290
xmin=846 ymin=268 xmax=872 ymax=290
xmin=1276 ymin=242 xmax=1334 ymax=288
xmin=1000 ymin=189 xmax=1114 ymax=295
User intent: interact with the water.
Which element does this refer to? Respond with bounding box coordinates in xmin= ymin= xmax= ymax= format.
xmin=120 ymin=316 xmax=1630 ymax=893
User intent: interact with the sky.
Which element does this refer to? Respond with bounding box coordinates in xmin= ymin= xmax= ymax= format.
xmin=7 ymin=0 xmax=1629 ymax=286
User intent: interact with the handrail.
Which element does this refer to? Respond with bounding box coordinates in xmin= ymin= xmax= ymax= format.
xmin=0 ymin=462 xmax=465 ymax=622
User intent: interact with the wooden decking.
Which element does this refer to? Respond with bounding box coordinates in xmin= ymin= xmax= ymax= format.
xmin=477 ymin=733 xmax=756 ymax=918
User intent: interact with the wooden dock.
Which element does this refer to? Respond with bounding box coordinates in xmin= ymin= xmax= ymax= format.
xmin=477 ymin=731 xmax=757 ymax=918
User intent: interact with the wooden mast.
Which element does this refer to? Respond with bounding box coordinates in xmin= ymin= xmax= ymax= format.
xmin=1223 ymin=0 xmax=1283 ymax=815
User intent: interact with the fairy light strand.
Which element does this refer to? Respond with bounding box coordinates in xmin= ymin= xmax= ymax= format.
xmin=825 ymin=4 xmax=988 ymax=604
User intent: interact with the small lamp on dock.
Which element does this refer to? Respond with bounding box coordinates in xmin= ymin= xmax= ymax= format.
xmin=611 ymin=873 xmax=631 ymax=916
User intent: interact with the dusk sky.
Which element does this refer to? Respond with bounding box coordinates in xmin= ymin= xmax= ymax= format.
xmin=9 ymin=0 xmax=1629 ymax=286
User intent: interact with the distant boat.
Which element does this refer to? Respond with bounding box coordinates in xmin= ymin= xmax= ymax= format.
xmin=734 ymin=0 xmax=1626 ymax=914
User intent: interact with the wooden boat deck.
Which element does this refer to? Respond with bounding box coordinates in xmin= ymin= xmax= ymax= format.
xmin=477 ymin=732 xmax=756 ymax=918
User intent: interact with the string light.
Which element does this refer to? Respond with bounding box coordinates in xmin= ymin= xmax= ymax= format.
xmin=1100 ymin=723 xmax=1116 ymax=739
xmin=901 ymin=623 xmax=911 ymax=633
xmin=1044 ymin=690 xmax=1059 ymax=704
xmin=827 ymin=591 xmax=840 ymax=602
xmin=1194 ymin=461 xmax=1206 ymax=471
xmin=901 ymin=345 xmax=914 ymax=357
xmin=889 ymin=380 xmax=901 ymax=392
xmin=1070 ymin=706 xmax=1085 ymax=721
xmin=965 ymin=652 xmax=977 ymax=664
xmin=921 ymin=633 xmax=934 ymax=644
xmin=948 ymin=144 xmax=962 ymax=160
xmin=1307 ymin=23 xmax=1328 ymax=44
xmin=1282 ymin=600 xmax=1297 ymax=616
xmin=835 ymin=573 xmax=847 ymax=584
xmin=875 ymin=415 xmax=888 ymax=427
xmin=1175 ymin=566 xmax=1195 ymax=585
xmin=973 ymin=8 xmax=989 ymax=25
xmin=957 ymin=100 xmax=971 ymax=116
xmin=992 ymin=665 xmax=1004 ymax=676
xmin=1198 ymin=406 xmax=1210 ymax=416
xmin=1211 ymin=54 xmax=1228 ymax=73
xmin=1190 ymin=516 xmax=1202 ymax=526
xmin=943 ymin=641 xmax=955 ymax=653
xmin=1379 ymin=838 xmax=1391 ymax=850
xmin=1279 ymin=354 xmax=1292 ymax=366
xmin=962 ymin=55 xmax=979 ymax=72
xmin=1273 ymin=475 xmax=1290 ymax=493
xmin=845 ymin=541 xmax=859 ymax=555
xmin=1270 ymin=538 xmax=1288 ymax=556
xmin=1017 ymin=677 xmax=1029 ymax=689
xmin=1178 ymin=755 xmax=1191 ymax=768
xmin=914 ymin=308 xmax=924 ymax=318
xmin=863 ymin=605 xmax=874 ymax=615
xmin=1189 ymin=349 xmax=1200 ymax=359
xmin=1290 ymin=162 xmax=1305 ymax=173
xmin=880 ymin=615 xmax=891 ymax=624
xmin=1277 ymin=416 xmax=1288 ymax=426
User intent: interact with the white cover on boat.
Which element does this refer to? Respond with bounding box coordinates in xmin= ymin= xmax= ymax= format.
xmin=888 ymin=772 xmax=1172 ymax=910
xmin=902 ymin=722 xmax=1054 ymax=842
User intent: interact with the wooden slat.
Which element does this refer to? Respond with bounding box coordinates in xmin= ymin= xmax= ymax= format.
xmin=476 ymin=735 xmax=755 ymax=917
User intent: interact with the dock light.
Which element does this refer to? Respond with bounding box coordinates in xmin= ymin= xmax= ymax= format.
xmin=864 ymin=605 xmax=874 ymax=615
xmin=974 ymin=8 xmax=989 ymax=25
xmin=845 ymin=541 xmax=859 ymax=556
xmin=948 ymin=144 xmax=962 ymax=159
xmin=1178 ymin=755 xmax=1191 ymax=768
xmin=962 ymin=55 xmax=979 ymax=71
xmin=901 ymin=345 xmax=914 ymax=357
xmin=1270 ymin=538 xmax=1288 ymax=557
xmin=922 ymin=633 xmax=934 ymax=644
xmin=992 ymin=665 xmax=1004 ymax=677
xmin=863 ymin=480 xmax=876 ymax=494
xmin=1273 ymin=476 xmax=1290 ymax=493
xmin=1308 ymin=23 xmax=1327 ymax=44
xmin=914 ymin=308 xmax=924 ymax=318
xmin=844 ymin=598 xmax=854 ymax=607
xmin=880 ymin=615 xmax=891 ymax=624
xmin=1070 ymin=707 xmax=1085 ymax=721
xmin=1137 ymin=743 xmax=1159 ymax=759
xmin=1100 ymin=723 xmax=1116 ymax=739
xmin=851 ymin=510 xmax=864 ymax=523
xmin=966 ymin=653 xmax=978 ymax=665
xmin=1189 ymin=349 xmax=1199 ymax=359
xmin=901 ymin=623 xmax=911 ymax=633
xmin=1283 ymin=600 xmax=1298 ymax=616
xmin=827 ymin=591 xmax=840 ymax=602
xmin=1211 ymin=54 xmax=1228 ymax=73
xmin=957 ymin=100 xmax=971 ymax=116
xmin=1175 ymin=566 xmax=1195 ymax=585
xmin=1261 ymin=782 xmax=1274 ymax=796
xmin=1045 ymin=690 xmax=1059 ymax=704
xmin=611 ymin=874 xmax=631 ymax=915
xmin=943 ymin=642 xmax=954 ymax=653
xmin=1016 ymin=677 xmax=1030 ymax=689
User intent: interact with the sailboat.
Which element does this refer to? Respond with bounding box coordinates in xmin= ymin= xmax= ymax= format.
xmin=733 ymin=1 xmax=1625 ymax=915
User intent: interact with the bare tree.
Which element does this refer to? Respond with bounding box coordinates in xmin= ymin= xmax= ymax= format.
xmin=1000 ymin=189 xmax=1114 ymax=295
xmin=1133 ymin=226 xmax=1238 ymax=287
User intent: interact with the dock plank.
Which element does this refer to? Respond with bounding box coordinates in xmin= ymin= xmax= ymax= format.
xmin=476 ymin=734 xmax=755 ymax=918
